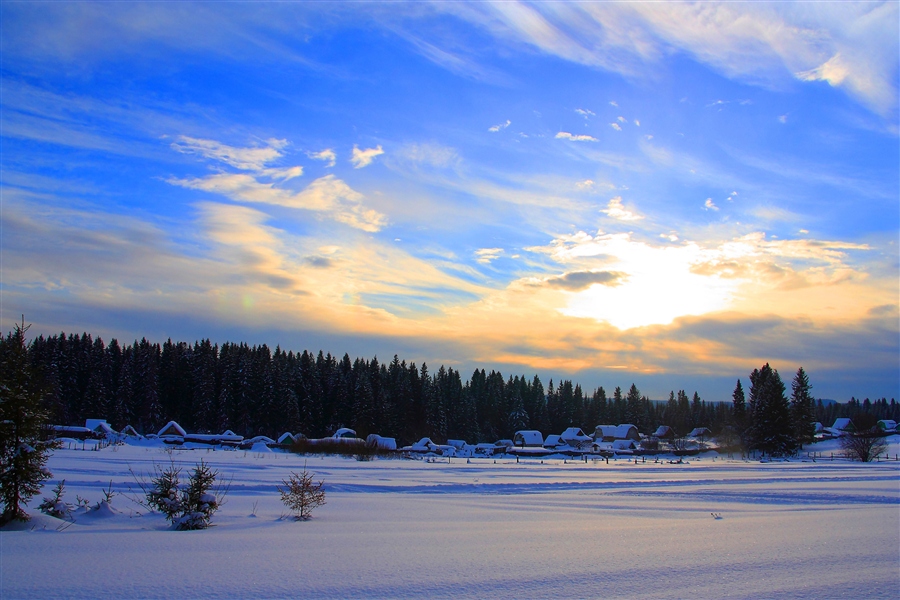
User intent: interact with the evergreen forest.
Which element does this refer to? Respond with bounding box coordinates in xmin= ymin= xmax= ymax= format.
xmin=23 ymin=332 xmax=900 ymax=447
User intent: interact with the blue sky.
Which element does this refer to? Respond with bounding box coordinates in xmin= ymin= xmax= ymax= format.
xmin=1 ymin=2 xmax=898 ymax=401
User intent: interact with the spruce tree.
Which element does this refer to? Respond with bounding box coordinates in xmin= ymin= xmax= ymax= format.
xmin=790 ymin=367 xmax=816 ymax=448
xmin=0 ymin=321 xmax=58 ymax=524
xmin=748 ymin=364 xmax=796 ymax=456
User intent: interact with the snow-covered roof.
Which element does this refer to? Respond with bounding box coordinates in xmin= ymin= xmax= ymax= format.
xmin=366 ymin=434 xmax=397 ymax=450
xmin=121 ymin=425 xmax=141 ymax=437
xmin=85 ymin=419 xmax=114 ymax=433
xmin=612 ymin=439 xmax=637 ymax=450
xmin=278 ymin=432 xmax=297 ymax=444
xmin=446 ymin=439 xmax=467 ymax=449
xmin=245 ymin=435 xmax=275 ymax=445
xmin=813 ymin=422 xmax=824 ymax=433
xmin=333 ymin=427 xmax=357 ymax=439
xmin=560 ymin=427 xmax=590 ymax=441
xmin=652 ymin=426 xmax=674 ymax=439
xmin=186 ymin=433 xmax=244 ymax=443
xmin=514 ymin=430 xmax=544 ymax=447
xmin=688 ymin=427 xmax=712 ymax=438
xmin=877 ymin=420 xmax=897 ymax=431
xmin=543 ymin=434 xmax=565 ymax=448
xmin=222 ymin=430 xmax=238 ymax=437
xmin=831 ymin=418 xmax=854 ymax=431
xmin=593 ymin=424 xmax=640 ymax=441
xmin=157 ymin=421 xmax=186 ymax=438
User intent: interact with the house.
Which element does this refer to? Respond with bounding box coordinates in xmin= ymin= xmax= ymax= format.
xmin=560 ymin=427 xmax=592 ymax=449
xmin=473 ymin=442 xmax=501 ymax=456
xmin=877 ymin=420 xmax=897 ymax=433
xmin=543 ymin=434 xmax=566 ymax=449
xmin=495 ymin=439 xmax=514 ymax=451
xmin=831 ymin=418 xmax=854 ymax=431
xmin=332 ymin=427 xmax=357 ymax=439
xmin=687 ymin=427 xmax=712 ymax=439
xmin=813 ymin=422 xmax=824 ymax=434
xmin=514 ymin=430 xmax=544 ymax=447
xmin=611 ymin=439 xmax=638 ymax=452
xmin=244 ymin=435 xmax=275 ymax=445
xmin=651 ymin=425 xmax=675 ymax=441
xmin=85 ymin=419 xmax=116 ymax=438
xmin=404 ymin=437 xmax=441 ymax=454
xmin=157 ymin=421 xmax=187 ymax=439
xmin=121 ymin=425 xmax=141 ymax=438
xmin=593 ymin=424 xmax=640 ymax=442
xmin=184 ymin=431 xmax=244 ymax=445
xmin=446 ymin=439 xmax=467 ymax=450
xmin=278 ymin=432 xmax=297 ymax=445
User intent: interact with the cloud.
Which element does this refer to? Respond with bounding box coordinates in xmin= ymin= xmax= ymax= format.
xmin=544 ymin=270 xmax=627 ymax=291
xmin=475 ymin=247 xmax=504 ymax=264
xmin=171 ymin=136 xmax=283 ymax=169
xmin=779 ymin=114 xmax=788 ymax=124
xmin=634 ymin=119 xmax=640 ymax=126
xmin=438 ymin=2 xmax=898 ymax=117
xmin=575 ymin=108 xmax=595 ymax=118
xmin=169 ymin=138 xmax=387 ymax=233
xmin=576 ymin=179 xmax=594 ymax=190
xmin=610 ymin=122 xmax=622 ymax=131
xmin=555 ymin=131 xmax=598 ymax=142
xmin=601 ymin=196 xmax=643 ymax=221
xmin=307 ymin=148 xmax=336 ymax=167
xmin=488 ymin=119 xmax=511 ymax=132
xmin=351 ymin=144 xmax=384 ymax=168
xmin=609 ymin=101 xmax=618 ymax=107
xmin=704 ymin=198 xmax=719 ymax=211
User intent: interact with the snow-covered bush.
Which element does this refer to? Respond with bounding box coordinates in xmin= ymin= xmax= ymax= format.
xmin=141 ymin=460 xmax=222 ymax=529
xmin=38 ymin=480 xmax=72 ymax=520
xmin=175 ymin=460 xmax=219 ymax=530
xmin=147 ymin=462 xmax=183 ymax=521
xmin=278 ymin=467 xmax=326 ymax=520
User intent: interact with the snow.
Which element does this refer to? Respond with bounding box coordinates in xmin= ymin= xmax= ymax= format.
xmin=2 ymin=438 xmax=899 ymax=599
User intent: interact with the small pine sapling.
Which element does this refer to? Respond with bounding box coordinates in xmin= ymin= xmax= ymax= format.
xmin=38 ymin=480 xmax=72 ymax=520
xmin=147 ymin=462 xmax=182 ymax=521
xmin=278 ymin=466 xmax=326 ymax=520
xmin=175 ymin=460 xmax=219 ymax=530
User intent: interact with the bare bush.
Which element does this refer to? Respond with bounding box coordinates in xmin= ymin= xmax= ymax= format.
xmin=840 ymin=427 xmax=888 ymax=462
xmin=278 ymin=467 xmax=326 ymax=521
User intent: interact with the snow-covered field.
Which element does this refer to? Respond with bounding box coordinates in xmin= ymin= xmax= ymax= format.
xmin=3 ymin=439 xmax=899 ymax=599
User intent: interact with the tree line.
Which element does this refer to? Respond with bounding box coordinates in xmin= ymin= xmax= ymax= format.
xmin=21 ymin=332 xmax=900 ymax=447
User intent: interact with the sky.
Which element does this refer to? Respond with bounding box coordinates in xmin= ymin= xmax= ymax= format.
xmin=1 ymin=2 xmax=898 ymax=402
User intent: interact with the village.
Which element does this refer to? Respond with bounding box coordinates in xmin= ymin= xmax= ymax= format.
xmin=47 ymin=416 xmax=900 ymax=460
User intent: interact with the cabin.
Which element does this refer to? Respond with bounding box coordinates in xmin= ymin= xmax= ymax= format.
xmin=514 ymin=430 xmax=544 ymax=447
xmin=85 ymin=419 xmax=116 ymax=438
xmin=560 ymin=427 xmax=592 ymax=449
xmin=651 ymin=425 xmax=675 ymax=441
xmin=446 ymin=439 xmax=467 ymax=450
xmin=473 ymin=442 xmax=501 ymax=456
xmin=278 ymin=432 xmax=297 ymax=445
xmin=593 ymin=424 xmax=640 ymax=442
xmin=366 ymin=434 xmax=397 ymax=450
xmin=688 ymin=427 xmax=712 ymax=440
xmin=611 ymin=439 xmax=638 ymax=452
xmin=121 ymin=425 xmax=141 ymax=438
xmin=157 ymin=421 xmax=187 ymax=439
xmin=332 ymin=427 xmax=358 ymax=439
xmin=877 ymin=420 xmax=897 ymax=433
xmin=543 ymin=434 xmax=565 ymax=449
xmin=831 ymin=418 xmax=854 ymax=432
xmin=495 ymin=439 xmax=514 ymax=451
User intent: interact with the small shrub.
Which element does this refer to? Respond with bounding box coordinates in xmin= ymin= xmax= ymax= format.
xmin=840 ymin=427 xmax=888 ymax=462
xmin=147 ymin=462 xmax=183 ymax=521
xmin=38 ymin=480 xmax=72 ymax=520
xmin=278 ymin=467 xmax=326 ymax=520
xmin=140 ymin=459 xmax=223 ymax=530
xmin=175 ymin=460 xmax=219 ymax=530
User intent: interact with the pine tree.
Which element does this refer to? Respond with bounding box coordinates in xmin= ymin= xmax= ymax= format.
xmin=748 ymin=364 xmax=796 ymax=456
xmin=732 ymin=380 xmax=746 ymax=438
xmin=790 ymin=367 xmax=816 ymax=448
xmin=0 ymin=321 xmax=58 ymax=524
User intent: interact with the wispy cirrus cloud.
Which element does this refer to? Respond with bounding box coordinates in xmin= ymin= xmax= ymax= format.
xmin=351 ymin=144 xmax=384 ymax=168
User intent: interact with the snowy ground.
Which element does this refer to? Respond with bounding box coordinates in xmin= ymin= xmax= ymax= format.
xmin=3 ymin=439 xmax=899 ymax=599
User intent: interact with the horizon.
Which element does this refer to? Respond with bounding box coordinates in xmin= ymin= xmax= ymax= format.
xmin=2 ymin=3 xmax=898 ymax=402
